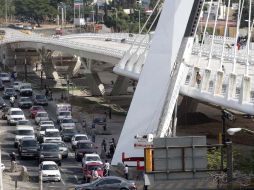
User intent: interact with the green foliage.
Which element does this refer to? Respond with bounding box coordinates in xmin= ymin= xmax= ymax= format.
xmin=207 ymin=148 xmax=226 ymax=170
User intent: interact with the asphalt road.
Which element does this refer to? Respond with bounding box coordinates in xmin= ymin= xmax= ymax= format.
xmin=0 ymin=86 xmax=86 ymax=190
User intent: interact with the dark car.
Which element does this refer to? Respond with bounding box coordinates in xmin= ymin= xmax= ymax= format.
xmin=3 ymin=88 xmax=17 ymax=99
xmin=16 ymin=119 xmax=32 ymax=126
xmin=18 ymin=138 xmax=39 ymax=159
xmin=38 ymin=143 xmax=62 ymax=166
xmin=75 ymin=140 xmax=97 ymax=161
xmin=18 ymin=97 xmax=33 ymax=109
xmin=0 ymin=97 xmax=7 ymax=109
xmin=29 ymin=106 xmax=44 ymax=119
xmin=60 ymin=127 xmax=78 ymax=142
xmin=0 ymin=80 xmax=4 ymax=90
xmin=33 ymin=94 xmax=48 ymax=106
xmin=1 ymin=106 xmax=10 ymax=120
xmin=74 ymin=176 xmax=137 ymax=190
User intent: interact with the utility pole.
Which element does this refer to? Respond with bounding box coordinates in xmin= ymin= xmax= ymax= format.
xmin=5 ymin=0 xmax=7 ymax=24
xmin=39 ymin=170 xmax=43 ymax=190
xmin=24 ymin=57 xmax=27 ymax=82
xmin=0 ymin=147 xmax=3 ymax=190
xmin=67 ymin=75 xmax=70 ymax=102
xmin=226 ymin=141 xmax=233 ymax=190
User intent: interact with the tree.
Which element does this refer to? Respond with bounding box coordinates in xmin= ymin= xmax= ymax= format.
xmin=14 ymin=0 xmax=57 ymax=26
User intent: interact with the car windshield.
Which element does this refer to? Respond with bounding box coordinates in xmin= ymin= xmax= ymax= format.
xmin=41 ymin=144 xmax=58 ymax=151
xmin=14 ymin=82 xmax=20 ymax=86
xmin=78 ymin=142 xmax=93 ymax=149
xmin=40 ymin=126 xmax=54 ymax=131
xmin=6 ymin=89 xmax=14 ymax=93
xmin=75 ymin=136 xmax=88 ymax=141
xmin=59 ymin=112 xmax=71 ymax=116
xmin=63 ymin=129 xmax=76 ymax=133
xmin=45 ymin=132 xmax=60 ymax=137
xmin=20 ymin=86 xmax=31 ymax=89
xmin=11 ymin=111 xmax=23 ymax=115
xmin=41 ymin=121 xmax=53 ymax=125
xmin=86 ymin=156 xmax=100 ymax=162
xmin=17 ymin=130 xmax=33 ymax=135
xmin=20 ymin=97 xmax=31 ymax=102
xmin=62 ymin=119 xmax=74 ymax=123
xmin=87 ymin=165 xmax=102 ymax=171
xmin=36 ymin=95 xmax=46 ymax=100
xmin=42 ymin=164 xmax=58 ymax=170
xmin=37 ymin=113 xmax=48 ymax=117
xmin=56 ymin=142 xmax=66 ymax=147
xmin=1 ymin=73 xmax=8 ymax=77
xmin=22 ymin=140 xmax=37 ymax=147
xmin=17 ymin=120 xmax=31 ymax=125
xmin=32 ymin=106 xmax=43 ymax=110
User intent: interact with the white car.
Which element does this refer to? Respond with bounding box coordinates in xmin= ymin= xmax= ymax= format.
xmin=71 ymin=134 xmax=89 ymax=150
xmin=0 ymin=72 xmax=10 ymax=82
xmin=19 ymin=83 xmax=33 ymax=96
xmin=38 ymin=124 xmax=55 ymax=139
xmin=57 ymin=111 xmax=72 ymax=123
xmin=13 ymin=81 xmax=22 ymax=91
xmin=35 ymin=112 xmax=49 ymax=125
xmin=60 ymin=118 xmax=75 ymax=130
xmin=39 ymin=120 xmax=54 ymax=127
xmin=14 ymin=126 xmax=35 ymax=148
xmin=7 ymin=108 xmax=26 ymax=125
xmin=43 ymin=129 xmax=62 ymax=142
xmin=81 ymin=153 xmax=103 ymax=167
xmin=39 ymin=161 xmax=61 ymax=182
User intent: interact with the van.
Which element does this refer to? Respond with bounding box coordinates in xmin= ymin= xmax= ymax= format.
xmin=14 ymin=126 xmax=35 ymax=148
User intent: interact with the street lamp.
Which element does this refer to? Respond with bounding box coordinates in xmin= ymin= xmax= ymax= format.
xmin=111 ymin=7 xmax=118 ymax=32
xmin=134 ymin=9 xmax=141 ymax=33
xmin=227 ymin=128 xmax=254 ymax=135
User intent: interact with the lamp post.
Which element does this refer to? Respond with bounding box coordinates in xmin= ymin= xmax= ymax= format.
xmin=135 ymin=9 xmax=141 ymax=33
xmin=91 ymin=10 xmax=95 ymax=33
xmin=112 ymin=7 xmax=118 ymax=32
xmin=67 ymin=74 xmax=70 ymax=102
xmin=227 ymin=128 xmax=254 ymax=135
xmin=5 ymin=0 xmax=7 ymax=24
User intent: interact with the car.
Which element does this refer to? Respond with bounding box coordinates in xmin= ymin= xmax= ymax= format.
xmin=43 ymin=129 xmax=62 ymax=143
xmin=60 ymin=127 xmax=78 ymax=142
xmin=14 ymin=24 xmax=24 ymax=29
xmin=0 ymin=97 xmax=7 ymax=109
xmin=35 ymin=111 xmax=49 ymax=125
xmin=18 ymin=138 xmax=38 ymax=158
xmin=37 ymin=124 xmax=55 ymax=143
xmin=18 ymin=97 xmax=33 ymax=109
xmin=82 ymin=162 xmax=104 ymax=183
xmin=0 ymin=72 xmax=10 ymax=82
xmin=71 ymin=134 xmax=89 ymax=150
xmin=56 ymin=103 xmax=71 ymax=112
xmin=29 ymin=106 xmax=44 ymax=119
xmin=38 ymin=143 xmax=62 ymax=165
xmin=39 ymin=161 xmax=61 ymax=182
xmin=60 ymin=118 xmax=76 ymax=130
xmin=56 ymin=111 xmax=72 ymax=123
xmin=14 ymin=126 xmax=35 ymax=147
xmin=75 ymin=140 xmax=97 ymax=161
xmin=16 ymin=119 xmax=31 ymax=126
xmin=1 ymin=106 xmax=10 ymax=120
xmin=23 ymin=25 xmax=32 ymax=30
xmin=33 ymin=94 xmax=48 ymax=106
xmin=81 ymin=153 xmax=103 ymax=167
xmin=39 ymin=120 xmax=54 ymax=127
xmin=0 ymin=80 xmax=4 ymax=90
xmin=19 ymin=83 xmax=33 ymax=97
xmin=13 ymin=81 xmax=22 ymax=91
xmin=3 ymin=88 xmax=17 ymax=99
xmin=50 ymin=141 xmax=68 ymax=159
xmin=6 ymin=108 xmax=25 ymax=125
xmin=74 ymin=176 xmax=137 ymax=190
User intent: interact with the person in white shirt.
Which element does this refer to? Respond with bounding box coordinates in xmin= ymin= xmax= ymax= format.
xmin=92 ymin=169 xmax=100 ymax=181
xmin=104 ymin=160 xmax=110 ymax=176
xmin=124 ymin=164 xmax=129 ymax=180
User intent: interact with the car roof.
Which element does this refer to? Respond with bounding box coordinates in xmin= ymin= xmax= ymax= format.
xmin=16 ymin=126 xmax=34 ymax=130
xmin=40 ymin=124 xmax=54 ymax=127
xmin=85 ymin=153 xmax=100 ymax=157
xmin=41 ymin=161 xmax=58 ymax=165
xmin=78 ymin=140 xmax=92 ymax=143
xmin=36 ymin=111 xmax=47 ymax=114
xmin=74 ymin=134 xmax=87 ymax=137
xmin=45 ymin=129 xmax=59 ymax=132
xmin=10 ymin=108 xmax=22 ymax=111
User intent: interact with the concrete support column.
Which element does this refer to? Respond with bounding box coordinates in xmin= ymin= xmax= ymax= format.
xmin=226 ymin=73 xmax=236 ymax=100
xmin=201 ymin=69 xmax=211 ymax=91
xmin=213 ymin=70 xmax=224 ymax=95
xmin=239 ymin=75 xmax=251 ymax=103
xmin=190 ymin=67 xmax=200 ymax=87
xmin=110 ymin=76 xmax=129 ymax=96
xmin=81 ymin=58 xmax=105 ymax=96
xmin=178 ymin=96 xmax=199 ymax=116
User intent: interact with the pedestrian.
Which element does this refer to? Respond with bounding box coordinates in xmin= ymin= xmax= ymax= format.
xmin=14 ymin=72 xmax=17 ymax=80
xmin=124 ymin=164 xmax=129 ymax=179
xmin=91 ymin=128 xmax=96 ymax=143
xmin=82 ymin=119 xmax=87 ymax=128
xmin=196 ymin=71 xmax=201 ymax=87
xmin=9 ymin=152 xmax=16 ymax=162
xmin=101 ymin=139 xmax=107 ymax=153
xmin=104 ymin=160 xmax=110 ymax=176
xmin=108 ymin=107 xmax=112 ymax=119
xmin=45 ymin=88 xmax=49 ymax=97
xmin=111 ymin=138 xmax=116 ymax=148
xmin=222 ymin=65 xmax=225 ymax=73
xmin=109 ymin=142 xmax=115 ymax=158
xmin=35 ymin=62 xmax=38 ymax=71
xmin=92 ymin=169 xmax=100 ymax=181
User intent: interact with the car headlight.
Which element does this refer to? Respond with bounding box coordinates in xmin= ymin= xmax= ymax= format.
xmin=58 ymin=154 xmax=62 ymax=159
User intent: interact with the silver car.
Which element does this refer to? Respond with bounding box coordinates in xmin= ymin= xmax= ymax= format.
xmin=50 ymin=141 xmax=68 ymax=159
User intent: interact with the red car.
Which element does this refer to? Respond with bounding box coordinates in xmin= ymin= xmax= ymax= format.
xmin=83 ymin=162 xmax=104 ymax=183
xmin=29 ymin=106 xmax=44 ymax=119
